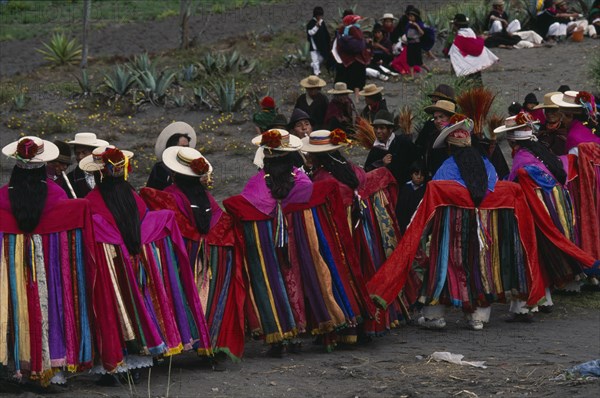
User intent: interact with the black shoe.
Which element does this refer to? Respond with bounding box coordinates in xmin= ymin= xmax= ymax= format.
xmin=538 ymin=305 xmax=553 ymax=314
xmin=267 ymin=343 xmax=284 ymax=358
xmin=505 ymin=313 xmax=535 ymax=323
xmin=96 ymin=373 xmax=119 ymax=387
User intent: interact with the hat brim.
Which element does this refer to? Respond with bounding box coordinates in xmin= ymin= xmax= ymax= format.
xmin=79 ymin=150 xmax=134 ymax=172
xmin=371 ymin=119 xmax=394 ymax=126
xmin=359 ymin=87 xmax=383 ymax=96
xmin=251 ymin=134 xmax=303 ymax=151
xmin=300 ymin=136 xmax=348 ymax=153
xmin=327 ymin=88 xmax=353 ymax=95
xmin=154 ymin=122 xmax=198 ymax=158
xmin=162 ymin=146 xmax=213 ymax=177
xmin=550 ymin=93 xmax=582 ymax=108
xmin=67 ymin=138 xmax=109 ymax=147
xmin=2 ymin=139 xmax=60 ymax=163
xmin=300 ymin=77 xmax=326 ymax=88
xmin=424 ymin=104 xmax=456 ymax=115
xmin=493 ymin=121 xmax=539 ymax=135
xmin=533 ymin=103 xmax=559 ymax=110
xmin=433 ymin=120 xmax=471 ymax=149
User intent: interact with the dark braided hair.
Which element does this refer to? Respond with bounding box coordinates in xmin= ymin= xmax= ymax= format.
xmin=451 ymin=146 xmax=489 ymax=207
xmin=518 ymin=139 xmax=566 ymax=185
xmin=264 ymin=153 xmax=295 ymax=200
xmin=314 ymin=150 xmax=359 ymax=190
xmin=96 ymin=174 xmax=142 ymax=255
xmin=173 ymin=173 xmax=212 ymax=234
xmin=8 ymin=165 xmax=48 ymax=233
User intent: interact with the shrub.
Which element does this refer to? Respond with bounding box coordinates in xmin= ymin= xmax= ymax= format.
xmin=75 ymin=69 xmax=93 ymax=96
xmin=36 ymin=33 xmax=82 ymax=66
xmin=127 ymin=52 xmax=155 ymax=75
xmin=12 ymin=91 xmax=28 ymax=111
xmin=199 ymin=78 xmax=248 ymax=112
xmin=103 ymin=66 xmax=137 ymax=99
xmin=135 ymin=69 xmax=177 ymax=105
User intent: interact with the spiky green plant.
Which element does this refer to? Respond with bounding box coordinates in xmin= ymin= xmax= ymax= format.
xmin=12 ymin=92 xmax=28 ymax=111
xmin=75 ymin=69 xmax=93 ymax=96
xmin=181 ymin=64 xmax=198 ymax=81
xmin=193 ymin=86 xmax=213 ymax=109
xmin=173 ymin=94 xmax=187 ymax=108
xmin=36 ymin=33 xmax=82 ymax=65
xmin=206 ymin=78 xmax=248 ymax=112
xmin=128 ymin=52 xmax=155 ymax=75
xmin=135 ymin=69 xmax=177 ymax=105
xmin=103 ymin=66 xmax=136 ymax=99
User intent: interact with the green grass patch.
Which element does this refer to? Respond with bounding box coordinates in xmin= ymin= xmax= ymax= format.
xmin=0 ymin=0 xmax=281 ymax=41
xmin=553 ymin=290 xmax=600 ymax=309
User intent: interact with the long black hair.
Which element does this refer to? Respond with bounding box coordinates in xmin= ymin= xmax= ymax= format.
xmin=452 ymin=146 xmax=489 ymax=207
xmin=96 ymin=174 xmax=142 ymax=255
xmin=173 ymin=173 xmax=212 ymax=234
xmin=314 ymin=150 xmax=359 ymax=190
xmin=518 ymin=139 xmax=567 ymax=185
xmin=264 ymin=153 xmax=295 ymax=200
xmin=8 ymin=165 xmax=48 ymax=233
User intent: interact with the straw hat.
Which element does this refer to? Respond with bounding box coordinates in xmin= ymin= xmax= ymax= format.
xmin=162 ymin=146 xmax=213 ymax=177
xmin=433 ymin=118 xmax=474 ymax=149
xmin=251 ymin=129 xmax=303 ymax=151
xmin=67 ymin=132 xmax=109 ymax=148
xmin=424 ymin=100 xmax=456 ymax=115
xmin=533 ymin=92 xmax=561 ymax=110
xmin=79 ymin=146 xmax=134 ymax=175
xmin=154 ymin=121 xmax=198 ymax=158
xmin=327 ymin=82 xmax=353 ymax=95
xmin=2 ymin=136 xmax=59 ymax=166
xmin=300 ymin=75 xmax=326 ymax=88
xmin=380 ymin=13 xmax=398 ymax=22
xmin=493 ymin=113 xmax=540 ymax=136
xmin=358 ymin=83 xmax=384 ymax=97
xmin=550 ymin=90 xmax=583 ymax=108
xmin=301 ymin=129 xmax=351 ymax=153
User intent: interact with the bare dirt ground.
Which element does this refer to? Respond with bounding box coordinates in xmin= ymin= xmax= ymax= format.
xmin=1 ymin=1 xmax=599 ymax=397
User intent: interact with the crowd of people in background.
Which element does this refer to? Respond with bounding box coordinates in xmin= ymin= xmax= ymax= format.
xmin=1 ymin=0 xmax=600 ymax=390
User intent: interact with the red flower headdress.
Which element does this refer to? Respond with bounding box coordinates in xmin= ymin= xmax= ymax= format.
xmin=101 ymin=147 xmax=131 ymax=179
xmin=190 ymin=157 xmax=210 ymax=175
xmin=260 ymin=129 xmax=282 ymax=149
xmin=330 ymin=128 xmax=351 ymax=145
xmin=449 ymin=113 xmax=468 ymax=125
xmin=15 ymin=138 xmax=39 ymax=161
xmin=575 ymin=91 xmax=592 ymax=104
xmin=515 ymin=111 xmax=535 ymax=125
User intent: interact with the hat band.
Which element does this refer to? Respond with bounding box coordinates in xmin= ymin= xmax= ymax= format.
xmin=309 ymin=136 xmax=333 ymax=145
xmin=176 ymin=152 xmax=193 ymax=167
xmin=507 ymin=130 xmax=534 ymax=140
xmin=446 ymin=136 xmax=471 ymax=147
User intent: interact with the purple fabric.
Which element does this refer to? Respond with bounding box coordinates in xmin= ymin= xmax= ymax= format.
xmin=508 ymin=149 xmax=552 ymax=182
xmin=565 ymin=120 xmax=600 ymax=152
xmin=47 ymin=232 xmax=66 ymax=362
xmin=291 ymin=212 xmax=331 ymax=325
xmin=164 ymin=185 xmax=223 ymax=229
xmin=241 ymin=168 xmax=313 ymax=216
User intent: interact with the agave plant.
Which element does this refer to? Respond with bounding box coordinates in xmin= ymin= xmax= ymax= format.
xmin=127 ymin=52 xmax=155 ymax=75
xmin=103 ymin=66 xmax=137 ymax=99
xmin=36 ymin=33 xmax=82 ymax=66
xmin=198 ymin=51 xmax=257 ymax=76
xmin=135 ymin=69 xmax=177 ymax=105
xmin=181 ymin=63 xmax=198 ymax=81
xmin=75 ymin=69 xmax=93 ymax=96
xmin=193 ymin=86 xmax=213 ymax=109
xmin=206 ymin=78 xmax=248 ymax=112
xmin=12 ymin=92 xmax=28 ymax=111
xmin=173 ymin=94 xmax=187 ymax=108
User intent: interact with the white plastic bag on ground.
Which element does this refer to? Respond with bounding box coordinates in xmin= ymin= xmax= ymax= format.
xmin=431 ymin=351 xmax=487 ymax=369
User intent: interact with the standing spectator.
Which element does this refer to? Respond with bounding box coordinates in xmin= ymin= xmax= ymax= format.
xmin=295 ymin=75 xmax=329 ymax=129
xmin=306 ymin=6 xmax=331 ymax=76
xmin=332 ymin=14 xmax=371 ymax=101
xmin=535 ymin=92 xmax=568 ymax=155
xmin=418 ymin=99 xmax=457 ymax=177
xmin=358 ymin=83 xmax=387 ymax=123
xmin=448 ymin=14 xmax=498 ymax=85
xmin=405 ymin=8 xmax=430 ymax=79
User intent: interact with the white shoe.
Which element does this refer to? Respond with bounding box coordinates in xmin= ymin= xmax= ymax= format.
xmin=389 ymin=71 xmax=399 ymax=77
xmin=468 ymin=320 xmax=484 ymax=330
xmin=379 ymin=74 xmax=389 ymax=81
xmin=418 ymin=317 xmax=446 ymax=329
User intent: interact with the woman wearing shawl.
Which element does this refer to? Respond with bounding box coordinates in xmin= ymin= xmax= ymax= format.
xmin=333 ymin=14 xmax=371 ymax=100
xmin=140 ymin=147 xmax=245 ymax=363
xmin=0 ymin=136 xmax=93 ymax=385
xmin=303 ymin=129 xmax=406 ymax=334
xmin=368 ymin=116 xmax=546 ymax=332
xmin=501 ymin=113 xmax=598 ymax=321
xmin=225 ymin=129 xmax=370 ymax=355
xmin=550 ymin=91 xmax=600 ymax=154
xmin=81 ymin=146 xmax=212 ymax=382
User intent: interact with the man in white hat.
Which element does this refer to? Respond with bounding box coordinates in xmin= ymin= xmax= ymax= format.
xmin=66 ymin=132 xmax=109 ymax=198
xmin=295 ymin=75 xmax=329 ymax=129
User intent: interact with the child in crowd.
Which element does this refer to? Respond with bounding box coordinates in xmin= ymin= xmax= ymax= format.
xmin=405 ymin=8 xmax=430 ymax=78
xmin=395 ymin=160 xmax=427 ymax=234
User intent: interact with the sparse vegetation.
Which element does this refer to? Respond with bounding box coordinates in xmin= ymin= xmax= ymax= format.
xmin=36 ymin=33 xmax=82 ymax=66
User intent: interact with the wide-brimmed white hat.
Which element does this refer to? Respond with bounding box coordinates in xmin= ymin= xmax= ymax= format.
xmin=301 ymin=129 xmax=351 ymax=153
xmin=493 ymin=114 xmax=540 ymax=135
xmin=433 ymin=118 xmax=474 ymax=149
xmin=251 ymin=129 xmax=303 ymax=151
xmin=358 ymin=83 xmax=384 ymax=97
xmin=79 ymin=145 xmax=134 ymax=174
xmin=550 ymin=90 xmax=583 ymax=108
xmin=67 ymin=132 xmax=109 ymax=148
xmin=380 ymin=13 xmax=398 ymax=22
xmin=154 ymin=121 xmax=198 ymax=158
xmin=300 ymin=75 xmax=326 ymax=88
xmin=162 ymin=146 xmax=213 ymax=177
xmin=2 ymin=136 xmax=59 ymax=165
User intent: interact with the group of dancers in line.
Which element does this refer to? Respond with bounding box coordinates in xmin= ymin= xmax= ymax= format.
xmin=0 ymin=85 xmax=599 ymax=387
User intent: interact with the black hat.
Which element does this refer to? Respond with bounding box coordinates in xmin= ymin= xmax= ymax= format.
xmin=268 ymin=113 xmax=288 ymax=129
xmin=288 ymin=108 xmax=313 ymax=129
xmin=428 ymin=84 xmax=456 ymax=103
xmin=523 ymin=93 xmax=538 ymax=105
xmin=371 ymin=110 xmax=395 ymax=126
xmin=508 ymin=102 xmax=522 ymax=116
xmin=557 ymin=85 xmax=570 ymax=93
xmin=452 ymin=14 xmax=469 ymax=27
xmin=52 ymin=140 xmax=72 ymax=165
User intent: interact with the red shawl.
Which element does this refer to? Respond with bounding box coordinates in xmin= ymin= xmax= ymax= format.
xmin=367 ymin=181 xmax=545 ymax=308
xmin=453 ymin=34 xmax=485 ymax=57
xmin=576 ymin=143 xmax=600 ymax=258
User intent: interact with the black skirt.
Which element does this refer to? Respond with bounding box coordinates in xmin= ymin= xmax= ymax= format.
xmin=335 ymin=61 xmax=366 ymax=91
xmin=406 ymin=41 xmax=422 ymax=67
